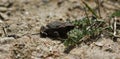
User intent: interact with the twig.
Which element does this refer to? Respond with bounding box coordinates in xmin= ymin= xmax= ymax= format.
xmin=2 ymin=26 xmax=7 ymax=36
xmin=113 ymin=17 xmax=117 ymax=36
xmin=84 ymin=7 xmax=89 ymax=20
xmin=96 ymin=0 xmax=101 ymax=18
xmin=84 ymin=7 xmax=90 ymax=24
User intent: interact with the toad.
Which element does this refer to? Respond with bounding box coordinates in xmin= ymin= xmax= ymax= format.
xmin=40 ymin=21 xmax=75 ymax=39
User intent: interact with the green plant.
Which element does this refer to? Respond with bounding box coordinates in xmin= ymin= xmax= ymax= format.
xmin=64 ymin=28 xmax=83 ymax=47
xmin=111 ymin=10 xmax=120 ymax=17
xmin=64 ymin=17 xmax=106 ymax=47
xmin=63 ymin=0 xmax=114 ymax=52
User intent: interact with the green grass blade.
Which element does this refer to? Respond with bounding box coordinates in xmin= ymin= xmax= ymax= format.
xmin=82 ymin=1 xmax=98 ymax=18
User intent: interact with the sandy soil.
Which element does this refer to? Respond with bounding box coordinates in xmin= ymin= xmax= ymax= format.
xmin=0 ymin=0 xmax=120 ymax=59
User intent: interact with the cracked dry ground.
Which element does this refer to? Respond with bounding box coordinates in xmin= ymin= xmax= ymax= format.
xmin=0 ymin=0 xmax=120 ymax=59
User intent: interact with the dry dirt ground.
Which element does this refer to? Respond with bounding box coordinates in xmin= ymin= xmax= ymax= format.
xmin=0 ymin=0 xmax=120 ymax=59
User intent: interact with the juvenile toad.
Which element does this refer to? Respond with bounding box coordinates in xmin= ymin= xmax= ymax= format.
xmin=40 ymin=21 xmax=74 ymax=39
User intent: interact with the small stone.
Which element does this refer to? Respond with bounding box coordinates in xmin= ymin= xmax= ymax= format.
xmin=0 ymin=20 xmax=3 ymax=23
xmin=0 ymin=12 xmax=9 ymax=21
xmin=0 ymin=37 xmax=15 ymax=44
xmin=0 ymin=7 xmax=7 ymax=12
xmin=7 ymin=34 xmax=20 ymax=39
xmin=116 ymin=38 xmax=120 ymax=43
xmin=94 ymin=42 xmax=104 ymax=47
